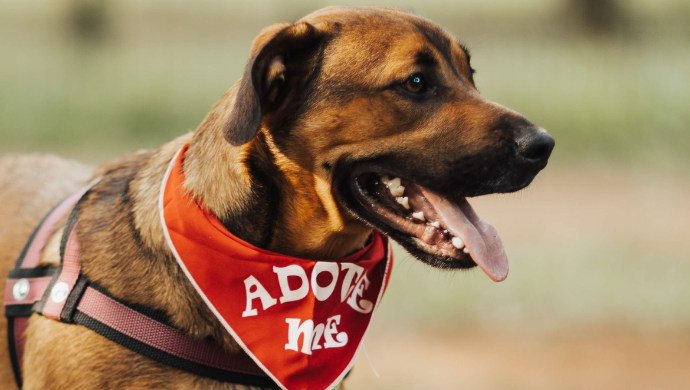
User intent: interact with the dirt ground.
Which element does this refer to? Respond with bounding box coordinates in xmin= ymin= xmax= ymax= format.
xmin=348 ymin=328 xmax=690 ymax=390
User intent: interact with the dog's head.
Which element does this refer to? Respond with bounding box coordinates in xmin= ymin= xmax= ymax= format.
xmin=221 ymin=6 xmax=554 ymax=281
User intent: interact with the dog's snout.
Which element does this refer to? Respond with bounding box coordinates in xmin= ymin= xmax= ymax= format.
xmin=516 ymin=127 xmax=555 ymax=165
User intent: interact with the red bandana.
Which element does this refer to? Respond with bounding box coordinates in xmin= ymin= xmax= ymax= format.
xmin=158 ymin=145 xmax=393 ymax=390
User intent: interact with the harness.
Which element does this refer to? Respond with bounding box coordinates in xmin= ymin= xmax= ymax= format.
xmin=4 ymin=182 xmax=279 ymax=389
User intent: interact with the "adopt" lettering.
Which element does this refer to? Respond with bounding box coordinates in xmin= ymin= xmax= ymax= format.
xmin=241 ymin=262 xmax=374 ymax=318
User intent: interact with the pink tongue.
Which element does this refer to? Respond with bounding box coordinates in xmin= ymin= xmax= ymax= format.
xmin=420 ymin=189 xmax=509 ymax=282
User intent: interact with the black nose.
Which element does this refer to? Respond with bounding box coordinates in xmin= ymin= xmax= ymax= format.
xmin=517 ymin=128 xmax=555 ymax=165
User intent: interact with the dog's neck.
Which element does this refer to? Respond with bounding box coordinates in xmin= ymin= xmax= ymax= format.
xmin=88 ymin=85 xmax=372 ymax=352
xmin=182 ymin=100 xmax=371 ymax=260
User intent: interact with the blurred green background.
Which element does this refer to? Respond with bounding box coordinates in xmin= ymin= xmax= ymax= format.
xmin=1 ymin=0 xmax=689 ymax=389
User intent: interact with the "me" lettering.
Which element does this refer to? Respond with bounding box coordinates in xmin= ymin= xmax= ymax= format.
xmin=284 ymin=315 xmax=348 ymax=355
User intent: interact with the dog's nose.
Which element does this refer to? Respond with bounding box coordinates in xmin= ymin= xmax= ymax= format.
xmin=516 ymin=128 xmax=555 ymax=165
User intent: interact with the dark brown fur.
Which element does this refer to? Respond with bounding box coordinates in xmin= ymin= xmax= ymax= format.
xmin=0 ymin=6 xmax=552 ymax=389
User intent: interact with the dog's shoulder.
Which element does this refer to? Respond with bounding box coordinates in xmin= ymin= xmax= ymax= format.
xmin=0 ymin=154 xmax=94 ymax=266
xmin=0 ymin=154 xmax=94 ymax=228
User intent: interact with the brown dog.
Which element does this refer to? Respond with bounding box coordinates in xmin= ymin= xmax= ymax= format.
xmin=0 ymin=6 xmax=553 ymax=389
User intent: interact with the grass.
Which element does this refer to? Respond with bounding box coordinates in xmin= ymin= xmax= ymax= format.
xmin=474 ymin=37 xmax=690 ymax=162
xmin=1 ymin=9 xmax=689 ymax=166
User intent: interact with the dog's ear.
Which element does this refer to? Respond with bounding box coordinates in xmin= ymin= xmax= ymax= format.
xmin=223 ymin=22 xmax=325 ymax=146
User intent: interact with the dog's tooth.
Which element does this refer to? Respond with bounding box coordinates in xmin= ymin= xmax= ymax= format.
xmin=390 ymin=185 xmax=405 ymax=197
xmin=463 ymin=247 xmax=470 ymax=254
xmin=451 ymin=237 xmax=465 ymax=249
xmin=387 ymin=177 xmax=401 ymax=189
xmin=396 ymin=196 xmax=410 ymax=209
xmin=412 ymin=211 xmax=425 ymax=221
xmin=431 ymin=221 xmax=440 ymax=228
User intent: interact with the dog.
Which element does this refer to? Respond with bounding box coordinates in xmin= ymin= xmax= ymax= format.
xmin=0 ymin=6 xmax=553 ymax=389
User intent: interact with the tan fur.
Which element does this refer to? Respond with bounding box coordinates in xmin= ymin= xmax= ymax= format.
xmin=0 ymin=6 xmax=546 ymax=389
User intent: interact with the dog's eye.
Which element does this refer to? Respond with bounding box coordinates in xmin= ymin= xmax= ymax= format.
xmin=402 ymin=74 xmax=427 ymax=95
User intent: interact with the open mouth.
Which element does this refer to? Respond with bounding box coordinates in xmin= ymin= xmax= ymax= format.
xmin=351 ymin=173 xmax=509 ymax=282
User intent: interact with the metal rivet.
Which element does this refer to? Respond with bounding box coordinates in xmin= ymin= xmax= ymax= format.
xmin=12 ymin=279 xmax=30 ymax=301
xmin=50 ymin=282 xmax=70 ymax=303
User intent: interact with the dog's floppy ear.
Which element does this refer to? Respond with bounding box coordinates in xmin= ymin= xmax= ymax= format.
xmin=224 ymin=22 xmax=325 ymax=146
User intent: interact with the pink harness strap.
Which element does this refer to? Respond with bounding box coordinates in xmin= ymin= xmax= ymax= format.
xmin=19 ymin=188 xmax=89 ymax=269
xmin=42 ymin=223 xmax=82 ymax=321
xmin=11 ymin=317 xmax=29 ymax=376
xmin=4 ymin=182 xmax=276 ymax=389
xmin=4 ymin=184 xmax=91 ymax=387
xmin=77 ymin=287 xmax=263 ymax=376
